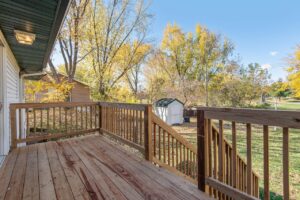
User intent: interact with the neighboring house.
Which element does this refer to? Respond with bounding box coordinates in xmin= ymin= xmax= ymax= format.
xmin=0 ymin=0 xmax=70 ymax=155
xmin=154 ymin=98 xmax=184 ymax=125
xmin=29 ymin=73 xmax=92 ymax=102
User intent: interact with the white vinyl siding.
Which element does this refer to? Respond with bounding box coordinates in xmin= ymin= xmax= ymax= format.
xmin=0 ymin=41 xmax=21 ymax=155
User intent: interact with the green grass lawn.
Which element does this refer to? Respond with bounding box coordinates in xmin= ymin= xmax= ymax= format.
xmin=267 ymin=99 xmax=300 ymax=110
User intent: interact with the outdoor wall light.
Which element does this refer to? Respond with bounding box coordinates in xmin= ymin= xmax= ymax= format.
xmin=14 ymin=30 xmax=36 ymax=45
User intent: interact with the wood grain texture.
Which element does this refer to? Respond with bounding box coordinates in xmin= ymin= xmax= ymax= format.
xmin=0 ymin=135 xmax=212 ymax=200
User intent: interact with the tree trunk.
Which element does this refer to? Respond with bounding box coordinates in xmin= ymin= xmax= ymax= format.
xmin=205 ymin=64 xmax=209 ymax=106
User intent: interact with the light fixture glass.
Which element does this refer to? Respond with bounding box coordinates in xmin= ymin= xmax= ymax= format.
xmin=14 ymin=30 xmax=36 ymax=45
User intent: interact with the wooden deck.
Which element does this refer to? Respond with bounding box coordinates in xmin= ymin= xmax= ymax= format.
xmin=0 ymin=135 xmax=212 ymax=200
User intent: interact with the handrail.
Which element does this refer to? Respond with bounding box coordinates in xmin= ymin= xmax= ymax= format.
xmin=152 ymin=114 xmax=197 ymax=153
xmin=151 ymin=112 xmax=198 ymax=183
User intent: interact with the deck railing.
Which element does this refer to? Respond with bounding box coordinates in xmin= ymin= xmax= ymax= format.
xmin=10 ymin=102 xmax=298 ymax=200
xmin=99 ymin=102 xmax=152 ymax=160
xmin=195 ymin=107 xmax=300 ymax=200
xmin=10 ymin=102 xmax=100 ymax=148
xmin=151 ymin=113 xmax=198 ymax=183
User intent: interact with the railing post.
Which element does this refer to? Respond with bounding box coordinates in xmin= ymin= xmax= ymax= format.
xmin=10 ymin=105 xmax=17 ymax=150
xmin=144 ymin=105 xmax=152 ymax=161
xmin=197 ymin=109 xmax=206 ymax=192
xmin=99 ymin=103 xmax=103 ymax=134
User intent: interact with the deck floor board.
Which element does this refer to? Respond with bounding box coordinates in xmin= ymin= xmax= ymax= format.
xmin=0 ymin=135 xmax=212 ymax=200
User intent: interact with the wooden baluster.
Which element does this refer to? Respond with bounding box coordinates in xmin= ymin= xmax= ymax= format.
xmin=218 ymin=120 xmax=224 ymax=183
xmin=40 ymin=109 xmax=43 ymax=134
xmin=85 ymin=106 xmax=88 ymax=130
xmin=144 ymin=105 xmax=152 ymax=161
xmin=126 ymin=108 xmax=128 ymax=139
xmin=65 ymin=108 xmax=68 ymax=133
xmin=207 ymin=119 xmax=212 ymax=195
xmin=263 ymin=125 xmax=270 ymax=200
xmin=183 ymin=146 xmax=186 ymax=174
xmin=75 ymin=106 xmax=78 ymax=130
xmin=59 ymin=107 xmax=62 ymax=131
xmin=213 ymin=129 xmax=217 ymax=196
xmin=80 ymin=106 xmax=83 ymax=130
xmin=33 ymin=108 xmax=36 ymax=134
xmin=53 ymin=107 xmax=56 ymax=131
xmin=197 ymin=110 xmax=206 ymax=192
xmin=70 ymin=107 xmax=73 ymax=132
xmin=176 ymin=140 xmax=178 ymax=169
xmin=212 ymin=129 xmax=217 ymax=198
xmin=112 ymin=107 xmax=114 ymax=133
xmin=283 ymin=127 xmax=289 ymax=200
xmin=140 ymin=110 xmax=143 ymax=145
xmin=172 ymin=136 xmax=174 ymax=167
xmin=90 ymin=105 xmax=93 ymax=129
xmin=125 ymin=108 xmax=127 ymax=139
xmin=232 ymin=121 xmax=237 ymax=189
xmin=47 ymin=108 xmax=50 ymax=134
xmin=93 ymin=104 xmax=96 ymax=128
xmin=158 ymin=127 xmax=161 ymax=160
xmin=133 ymin=109 xmax=135 ymax=141
xmin=246 ymin=123 xmax=252 ymax=195
xmin=187 ymin=149 xmax=190 ymax=176
xmin=10 ymin=105 xmax=17 ymax=149
xmin=134 ymin=110 xmax=138 ymax=144
xmin=163 ymin=130 xmax=166 ymax=163
xmin=179 ymin=143 xmax=182 ymax=172
xmin=118 ymin=108 xmax=120 ymax=135
xmin=122 ymin=108 xmax=125 ymax=137
xmin=153 ymin=123 xmax=156 ymax=157
xmin=26 ymin=108 xmax=29 ymax=137
xmin=19 ymin=109 xmax=22 ymax=140
xmin=168 ymin=133 xmax=170 ymax=165
xmin=99 ymin=104 xmax=102 ymax=133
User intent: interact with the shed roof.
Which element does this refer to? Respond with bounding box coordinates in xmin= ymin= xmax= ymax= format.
xmin=0 ymin=0 xmax=70 ymax=74
xmin=155 ymin=98 xmax=184 ymax=107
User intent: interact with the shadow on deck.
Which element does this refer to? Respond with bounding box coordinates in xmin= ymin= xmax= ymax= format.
xmin=0 ymin=134 xmax=211 ymax=200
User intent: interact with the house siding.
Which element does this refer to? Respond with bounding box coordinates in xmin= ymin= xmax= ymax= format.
xmin=0 ymin=30 xmax=22 ymax=155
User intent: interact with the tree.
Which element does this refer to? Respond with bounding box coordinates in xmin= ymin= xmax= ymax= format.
xmin=159 ymin=23 xmax=197 ymax=104
xmin=83 ymin=0 xmax=152 ymax=99
xmin=25 ymin=77 xmax=74 ymax=103
xmin=241 ymin=63 xmax=271 ymax=105
xmin=270 ymin=79 xmax=290 ymax=109
xmin=287 ymin=45 xmax=300 ymax=98
xmin=194 ymin=24 xmax=234 ymax=106
xmin=49 ymin=0 xmax=90 ymax=83
xmin=121 ymin=42 xmax=151 ymax=98
xmin=145 ymin=23 xmax=234 ymax=106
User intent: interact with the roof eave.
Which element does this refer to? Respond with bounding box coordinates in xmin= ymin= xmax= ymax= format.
xmin=39 ymin=0 xmax=71 ymax=74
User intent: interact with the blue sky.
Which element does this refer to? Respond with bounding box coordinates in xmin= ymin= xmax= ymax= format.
xmin=149 ymin=0 xmax=300 ymax=81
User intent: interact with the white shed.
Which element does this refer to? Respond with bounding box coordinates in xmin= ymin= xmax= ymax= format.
xmin=154 ymin=98 xmax=184 ymax=125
